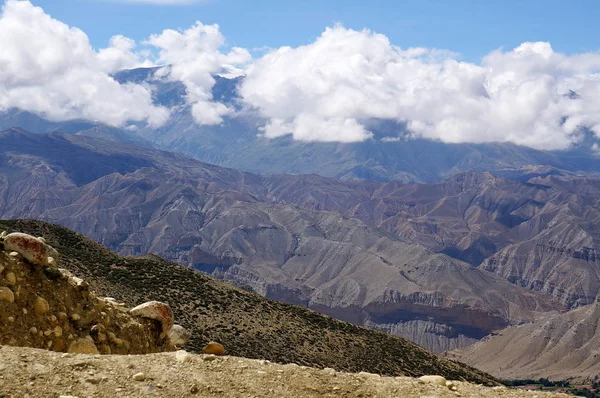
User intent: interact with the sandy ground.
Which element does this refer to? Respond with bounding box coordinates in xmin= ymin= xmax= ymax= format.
xmin=0 ymin=345 xmax=574 ymax=398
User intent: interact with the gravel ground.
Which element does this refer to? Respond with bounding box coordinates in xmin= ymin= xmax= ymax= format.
xmin=0 ymin=345 xmax=574 ymax=398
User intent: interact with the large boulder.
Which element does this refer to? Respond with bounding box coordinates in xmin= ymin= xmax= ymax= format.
xmin=2 ymin=233 xmax=59 ymax=266
xmin=130 ymin=301 xmax=174 ymax=339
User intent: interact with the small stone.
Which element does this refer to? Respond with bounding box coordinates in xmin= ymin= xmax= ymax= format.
xmin=54 ymin=326 xmax=63 ymax=337
xmin=175 ymin=350 xmax=191 ymax=363
xmin=168 ymin=325 xmax=191 ymax=347
xmin=71 ymin=314 xmax=81 ymax=321
xmin=203 ymin=342 xmax=225 ymax=356
xmin=29 ymin=327 xmax=38 ymax=335
xmin=132 ymin=372 xmax=146 ymax=382
xmin=7 ymin=316 xmax=14 ymax=322
xmin=419 ymin=375 xmax=448 ymax=387
xmin=9 ymin=251 xmax=19 ymax=258
xmin=86 ymin=375 xmax=102 ymax=384
xmin=203 ymin=354 xmax=217 ymax=361
xmin=67 ymin=338 xmax=99 ymax=355
xmin=50 ymin=315 xmax=57 ymax=322
xmin=5 ymin=272 xmax=16 ymax=285
xmin=22 ymin=308 xmax=28 ymax=315
xmin=0 ymin=287 xmax=14 ymax=303
xmin=34 ymin=296 xmax=50 ymax=315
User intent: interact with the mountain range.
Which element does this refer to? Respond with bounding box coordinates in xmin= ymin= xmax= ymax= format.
xmin=3 ymin=127 xmax=598 ymax=360
xmin=2 ymin=67 xmax=600 ymax=184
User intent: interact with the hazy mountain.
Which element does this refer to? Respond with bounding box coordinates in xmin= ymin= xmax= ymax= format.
xmin=0 ymin=128 xmax=561 ymax=353
xmin=2 ymin=68 xmax=600 ymax=183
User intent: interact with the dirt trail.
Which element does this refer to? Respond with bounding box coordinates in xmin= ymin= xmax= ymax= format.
xmin=0 ymin=345 xmax=573 ymax=398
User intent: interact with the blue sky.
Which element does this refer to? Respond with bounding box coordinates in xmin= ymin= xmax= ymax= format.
xmin=29 ymin=0 xmax=600 ymax=61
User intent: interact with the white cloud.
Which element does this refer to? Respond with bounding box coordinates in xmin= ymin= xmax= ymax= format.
xmin=0 ymin=0 xmax=169 ymax=127
xmin=240 ymin=25 xmax=600 ymax=150
xmin=3 ymin=2 xmax=600 ymax=150
xmin=146 ymin=22 xmax=251 ymax=125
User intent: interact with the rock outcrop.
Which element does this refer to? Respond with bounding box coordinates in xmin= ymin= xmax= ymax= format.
xmin=0 ymin=231 xmax=188 ymax=355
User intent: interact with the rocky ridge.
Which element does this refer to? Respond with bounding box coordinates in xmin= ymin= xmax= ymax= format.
xmin=0 ymin=230 xmax=187 ymax=355
xmin=0 ymin=219 xmax=499 ymax=384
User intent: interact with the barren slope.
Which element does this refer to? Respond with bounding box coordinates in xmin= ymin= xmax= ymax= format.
xmin=0 ymin=219 xmax=498 ymax=383
xmin=450 ymin=303 xmax=600 ymax=381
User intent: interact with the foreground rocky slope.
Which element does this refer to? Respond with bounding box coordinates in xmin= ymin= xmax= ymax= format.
xmin=449 ymin=303 xmax=600 ymax=382
xmin=0 ymin=345 xmax=573 ymax=398
xmin=0 ymin=129 xmax=561 ymax=353
xmin=0 ymin=220 xmax=498 ymax=383
xmin=0 ymin=231 xmax=182 ymax=355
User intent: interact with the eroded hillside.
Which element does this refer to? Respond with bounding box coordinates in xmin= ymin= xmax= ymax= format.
xmin=0 ymin=219 xmax=498 ymax=384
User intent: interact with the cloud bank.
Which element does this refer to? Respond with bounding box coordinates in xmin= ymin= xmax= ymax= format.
xmin=147 ymin=22 xmax=250 ymax=124
xmin=240 ymin=26 xmax=600 ymax=150
xmin=2 ymin=1 xmax=600 ymax=150
xmin=0 ymin=0 xmax=169 ymax=127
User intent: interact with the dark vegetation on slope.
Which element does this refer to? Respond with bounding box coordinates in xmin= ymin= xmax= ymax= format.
xmin=0 ymin=219 xmax=498 ymax=385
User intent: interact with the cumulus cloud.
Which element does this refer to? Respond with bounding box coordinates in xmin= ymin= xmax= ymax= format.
xmin=3 ymin=2 xmax=600 ymax=150
xmin=0 ymin=0 xmax=169 ymax=127
xmin=240 ymin=25 xmax=600 ymax=150
xmin=146 ymin=22 xmax=251 ymax=124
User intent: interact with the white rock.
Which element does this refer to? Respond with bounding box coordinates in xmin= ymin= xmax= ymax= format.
xmin=175 ymin=350 xmax=191 ymax=363
xmin=130 ymin=301 xmax=174 ymax=338
xmin=419 ymin=375 xmax=448 ymax=387
xmin=132 ymin=372 xmax=146 ymax=381
xmin=3 ymin=233 xmax=59 ymax=266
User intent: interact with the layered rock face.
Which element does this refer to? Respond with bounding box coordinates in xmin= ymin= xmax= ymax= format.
xmin=0 ymin=231 xmax=187 ymax=354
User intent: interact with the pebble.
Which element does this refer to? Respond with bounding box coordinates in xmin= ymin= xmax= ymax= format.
xmin=175 ymin=350 xmax=191 ymax=363
xmin=132 ymin=372 xmax=146 ymax=381
xmin=0 ymin=286 xmax=14 ymax=303
xmin=85 ymin=375 xmax=103 ymax=384
xmin=34 ymin=296 xmax=50 ymax=315
xmin=168 ymin=324 xmax=191 ymax=346
xmin=6 ymin=272 xmax=16 ymax=285
xmin=203 ymin=342 xmax=225 ymax=356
